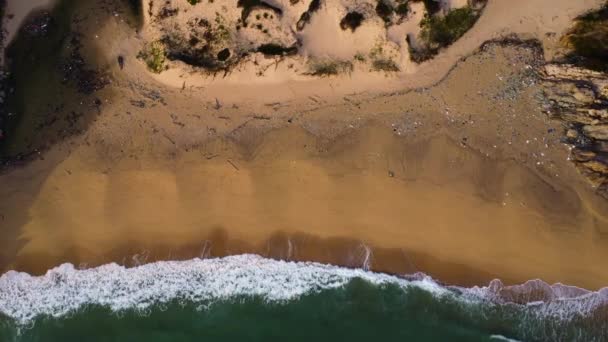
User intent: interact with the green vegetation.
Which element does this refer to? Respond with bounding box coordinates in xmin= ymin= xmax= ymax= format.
xmin=368 ymin=43 xmax=400 ymax=72
xmin=420 ymin=7 xmax=477 ymax=47
xmin=395 ymin=1 xmax=410 ymax=16
xmin=372 ymin=58 xmax=400 ymax=72
xmin=376 ymin=0 xmax=409 ymax=24
xmin=375 ymin=0 xmax=393 ymax=23
xmin=213 ymin=14 xmax=232 ymax=42
xmin=562 ymin=2 xmax=608 ymax=71
xmin=137 ymin=41 xmax=167 ymax=73
xmin=340 ymin=11 xmax=364 ymax=31
xmin=354 ymin=53 xmax=366 ymax=62
xmin=415 ymin=0 xmax=440 ymax=15
xmin=410 ymin=5 xmax=485 ymax=62
xmin=307 ymin=60 xmax=353 ymax=76
xmin=187 ymin=0 xmax=201 ymax=5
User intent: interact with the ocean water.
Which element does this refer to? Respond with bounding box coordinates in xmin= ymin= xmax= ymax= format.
xmin=0 ymin=255 xmax=606 ymax=342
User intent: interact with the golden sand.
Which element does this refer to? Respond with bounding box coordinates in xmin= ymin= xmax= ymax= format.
xmin=1 ymin=0 xmax=607 ymax=290
xmin=2 ymin=121 xmax=608 ymax=288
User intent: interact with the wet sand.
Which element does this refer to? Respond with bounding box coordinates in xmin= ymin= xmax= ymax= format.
xmin=0 ymin=0 xmax=607 ymax=291
xmin=1 ymin=37 xmax=608 ymax=289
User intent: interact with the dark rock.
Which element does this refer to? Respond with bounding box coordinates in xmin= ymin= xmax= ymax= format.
xmin=571 ymin=148 xmax=597 ymax=162
xmin=583 ymin=125 xmax=608 ymax=140
xmin=217 ymin=48 xmax=231 ymax=61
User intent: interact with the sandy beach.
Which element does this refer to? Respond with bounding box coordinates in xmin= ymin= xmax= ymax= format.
xmin=0 ymin=0 xmax=607 ymax=292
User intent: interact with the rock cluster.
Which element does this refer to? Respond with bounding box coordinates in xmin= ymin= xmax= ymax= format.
xmin=543 ymin=63 xmax=608 ymax=196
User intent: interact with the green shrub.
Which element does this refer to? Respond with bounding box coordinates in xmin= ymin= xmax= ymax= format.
xmin=372 ymin=58 xmax=400 ymax=72
xmin=137 ymin=41 xmax=167 ymax=73
xmin=420 ymin=7 xmax=477 ymax=48
xmin=395 ymin=2 xmax=409 ymax=16
xmin=307 ymin=60 xmax=353 ymax=76
xmin=376 ymin=0 xmax=393 ymax=23
xmin=409 ymin=5 xmax=484 ymax=62
xmin=187 ymin=0 xmax=201 ymax=5
xmin=562 ymin=3 xmax=608 ymax=70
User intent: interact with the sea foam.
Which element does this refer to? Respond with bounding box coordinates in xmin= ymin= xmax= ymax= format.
xmin=0 ymin=254 xmax=607 ymax=330
xmin=0 ymin=254 xmax=445 ymax=324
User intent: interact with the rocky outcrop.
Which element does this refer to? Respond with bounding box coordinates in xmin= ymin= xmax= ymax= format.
xmin=543 ymin=63 xmax=608 ymax=196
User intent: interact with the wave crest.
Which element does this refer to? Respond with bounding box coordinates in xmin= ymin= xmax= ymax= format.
xmin=0 ymin=254 xmax=443 ymax=324
xmin=0 ymin=254 xmax=607 ymax=341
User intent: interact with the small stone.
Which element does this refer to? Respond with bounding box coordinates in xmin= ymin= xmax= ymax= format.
xmin=566 ymin=129 xmax=579 ymax=139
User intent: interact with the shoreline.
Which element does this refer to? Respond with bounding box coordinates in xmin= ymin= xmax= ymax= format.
xmin=2 ymin=254 xmax=607 ymax=342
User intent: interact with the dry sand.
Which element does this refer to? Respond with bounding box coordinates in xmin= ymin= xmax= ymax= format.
xmin=0 ymin=0 xmax=607 ymax=290
xmin=131 ymin=0 xmax=602 ymax=104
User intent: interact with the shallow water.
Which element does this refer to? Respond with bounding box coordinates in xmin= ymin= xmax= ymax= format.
xmin=0 ymin=255 xmax=606 ymax=341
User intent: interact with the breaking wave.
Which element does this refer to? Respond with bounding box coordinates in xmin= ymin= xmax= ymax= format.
xmin=0 ymin=254 xmax=607 ymax=341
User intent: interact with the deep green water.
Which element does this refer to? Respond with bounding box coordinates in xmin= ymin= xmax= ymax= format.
xmin=0 ymin=280 xmax=504 ymax=342
xmin=1 ymin=277 xmax=605 ymax=342
xmin=0 ymin=255 xmax=606 ymax=342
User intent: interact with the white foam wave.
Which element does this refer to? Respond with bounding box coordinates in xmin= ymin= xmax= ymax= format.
xmin=0 ymin=254 xmax=446 ymax=324
xmin=490 ymin=335 xmax=522 ymax=342
xmin=1 ymin=254 xmax=607 ymax=331
xmin=469 ymin=279 xmax=608 ymax=321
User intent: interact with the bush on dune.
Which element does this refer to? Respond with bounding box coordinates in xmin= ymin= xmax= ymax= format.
xmin=410 ymin=3 xmax=486 ymax=63
xmin=137 ymin=41 xmax=167 ymax=74
xmin=307 ymin=60 xmax=353 ymax=77
xmin=420 ymin=7 xmax=477 ymax=49
xmin=562 ymin=2 xmax=608 ymax=71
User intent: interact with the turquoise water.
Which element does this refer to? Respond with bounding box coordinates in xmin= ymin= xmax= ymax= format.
xmin=0 ymin=255 xmax=606 ymax=342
